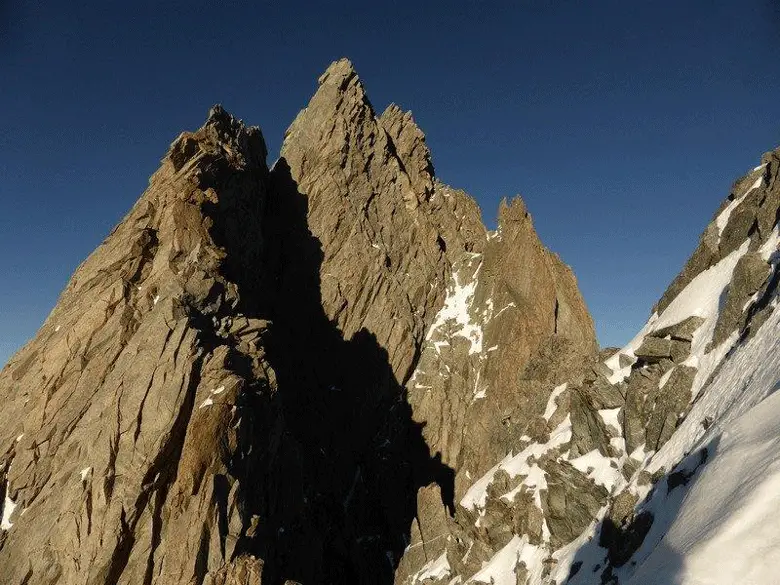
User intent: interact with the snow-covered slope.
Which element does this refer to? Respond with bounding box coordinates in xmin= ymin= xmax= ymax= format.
xmin=561 ymin=292 xmax=780 ymax=585
xmin=406 ymin=149 xmax=780 ymax=585
xmin=628 ymin=308 xmax=780 ymax=585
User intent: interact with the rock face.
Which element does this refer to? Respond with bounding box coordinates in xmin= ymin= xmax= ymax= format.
xmin=3 ymin=57 xmax=778 ymax=585
xmin=268 ymin=59 xmax=596 ymax=584
xmin=0 ymin=106 xmax=283 ymax=584
xmin=0 ymin=60 xmax=596 ymax=585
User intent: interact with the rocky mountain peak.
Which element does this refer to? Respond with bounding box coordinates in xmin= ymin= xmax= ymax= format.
xmin=0 ymin=103 xmax=278 ymax=585
xmin=170 ymin=104 xmax=266 ymax=174
xmin=497 ymin=195 xmax=531 ymax=224
xmin=317 ymin=57 xmax=359 ymax=89
xmin=12 ymin=58 xmax=748 ymax=585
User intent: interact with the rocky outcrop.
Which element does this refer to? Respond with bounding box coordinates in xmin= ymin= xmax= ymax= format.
xmin=408 ymin=195 xmax=598 ymax=487
xmin=654 ymin=157 xmax=778 ymax=315
xmin=710 ymin=252 xmax=770 ymax=347
xmin=0 ymin=106 xmax=286 ymax=585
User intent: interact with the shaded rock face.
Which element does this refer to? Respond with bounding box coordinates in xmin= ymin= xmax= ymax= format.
xmin=0 ymin=59 xmax=598 ymax=585
xmin=258 ymin=62 xmax=462 ymax=584
xmin=540 ymin=459 xmax=608 ymax=549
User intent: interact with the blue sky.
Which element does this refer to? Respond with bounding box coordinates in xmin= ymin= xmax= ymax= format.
xmin=2 ymin=1 xmax=780 ymax=365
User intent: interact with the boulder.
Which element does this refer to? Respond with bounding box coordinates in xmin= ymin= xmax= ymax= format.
xmin=634 ymin=336 xmax=671 ymax=361
xmin=622 ymin=365 xmax=663 ymax=454
xmin=634 ymin=336 xmax=691 ymax=364
xmin=650 ymin=315 xmax=705 ymax=342
xmin=584 ymin=376 xmax=625 ymax=409
xmin=711 ymin=252 xmax=771 ymax=347
xmin=539 ymin=459 xmax=608 ymax=549
xmin=570 ymin=388 xmax=611 ymax=457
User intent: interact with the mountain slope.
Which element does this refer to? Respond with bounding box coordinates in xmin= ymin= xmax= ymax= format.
xmin=416 ymin=150 xmax=780 ymax=585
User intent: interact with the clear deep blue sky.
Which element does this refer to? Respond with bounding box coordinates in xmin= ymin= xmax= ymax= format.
xmin=2 ymin=1 xmax=780 ymax=366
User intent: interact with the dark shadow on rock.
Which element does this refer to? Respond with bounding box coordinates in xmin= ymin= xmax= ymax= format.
xmin=563 ymin=437 xmax=720 ymax=585
xmin=230 ymin=158 xmax=455 ymax=585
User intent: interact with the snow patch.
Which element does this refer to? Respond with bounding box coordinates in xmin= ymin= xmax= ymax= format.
xmin=412 ymin=552 xmax=450 ymax=583
xmin=599 ymin=407 xmax=622 ymax=431
xmin=759 ymin=224 xmax=780 ymax=261
xmin=653 ymin=240 xmax=749 ymax=334
xmin=426 ymin=259 xmax=484 ymax=356
xmin=472 ymin=370 xmax=487 ymax=401
xmin=569 ymin=449 xmax=624 ymax=493
xmin=469 ymin=535 xmax=547 ymax=585
xmin=1 ymin=495 xmax=17 ymax=530
xmin=543 ymin=384 xmax=567 ymax=420
xmin=461 ymin=415 xmax=572 ymax=510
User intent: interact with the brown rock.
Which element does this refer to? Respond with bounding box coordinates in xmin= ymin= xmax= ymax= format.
xmin=0 ymin=106 xmax=286 ymax=585
xmin=634 ymin=336 xmax=672 ymax=362
xmin=569 ymin=388 xmax=611 ymax=457
xmin=539 ymin=459 xmax=608 ymax=549
xmin=644 ymin=366 xmax=696 ymax=451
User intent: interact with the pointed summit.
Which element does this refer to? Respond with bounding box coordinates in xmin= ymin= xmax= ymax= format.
xmin=275 ymin=58 xmax=457 ymax=371
xmin=282 ymin=58 xmax=374 ymax=157
xmin=168 ymin=104 xmax=266 ymax=173
xmin=317 ymin=57 xmax=358 ymax=88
